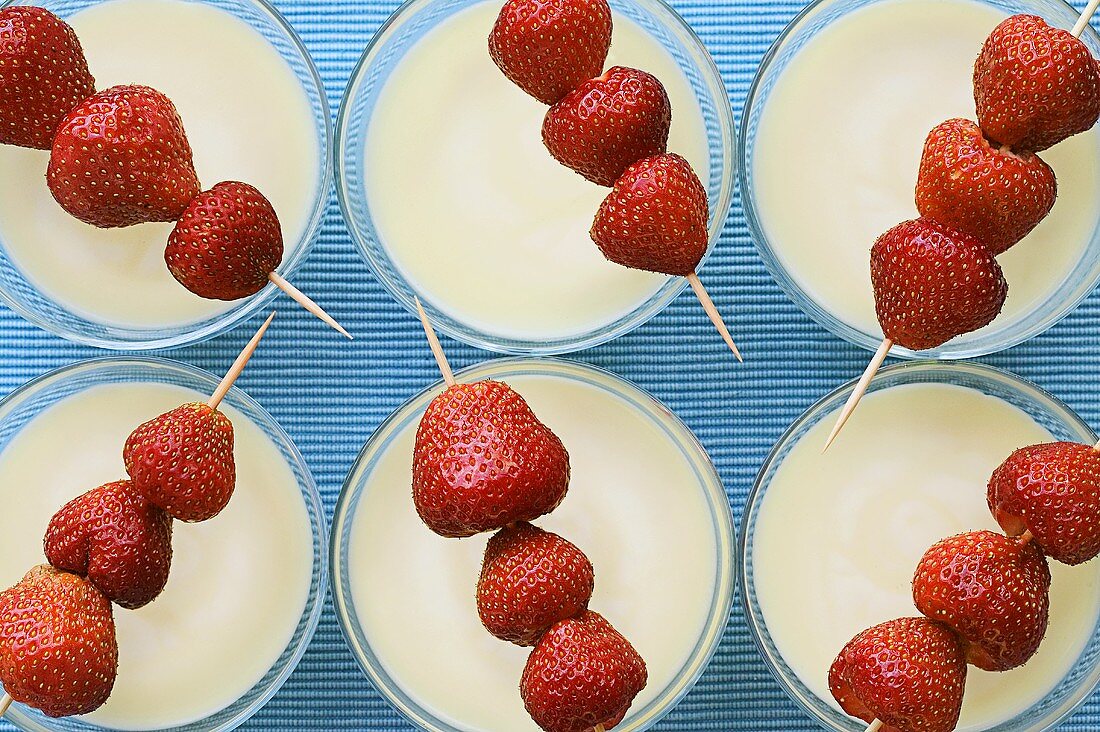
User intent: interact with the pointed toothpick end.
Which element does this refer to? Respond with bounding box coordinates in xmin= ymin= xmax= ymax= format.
xmin=207 ymin=311 xmax=277 ymax=410
xmin=414 ymin=297 xmax=456 ymax=387
xmin=822 ymin=339 xmax=893 ymax=453
xmin=268 ymin=271 xmax=352 ymax=339
xmin=686 ymin=272 xmax=743 ymax=363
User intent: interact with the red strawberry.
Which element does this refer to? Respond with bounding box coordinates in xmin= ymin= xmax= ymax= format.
xmin=916 ymin=118 xmax=1056 ymax=255
xmin=542 ymin=66 xmax=670 ymax=187
xmin=870 ymin=218 xmax=1008 ymax=350
xmin=47 ymin=84 xmax=201 ymax=228
xmin=477 ymin=522 xmax=594 ymax=646
xmin=520 ymin=610 xmax=647 ymax=732
xmin=44 ymin=480 xmax=173 ymax=610
xmin=123 ymin=402 xmax=235 ymax=523
xmin=165 ymin=181 xmax=283 ymax=301
xmin=590 ymin=152 xmax=708 ymax=276
xmin=413 ymin=381 xmax=569 ymax=538
xmin=912 ymin=530 xmax=1050 ymax=671
xmin=0 ymin=565 xmax=118 ymax=718
xmin=974 ymin=14 xmax=1100 ymax=152
xmin=988 ymin=441 xmax=1100 ymax=565
xmin=0 ymin=7 xmax=95 ymax=149
xmin=489 ymin=0 xmax=612 ymax=106
xmin=829 ymin=617 xmax=966 ymax=732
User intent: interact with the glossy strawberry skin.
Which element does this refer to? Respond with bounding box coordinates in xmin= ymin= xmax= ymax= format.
xmin=912 ymin=530 xmax=1050 ymax=671
xmin=489 ymin=0 xmax=612 ymax=105
xmin=916 ymin=118 xmax=1056 ymax=255
xmin=829 ymin=617 xmax=966 ymax=732
xmin=870 ymin=218 xmax=1008 ymax=351
xmin=974 ymin=14 xmax=1100 ymax=152
xmin=0 ymin=7 xmax=95 ymax=149
xmin=590 ymin=153 xmax=708 ymax=276
xmin=477 ymin=522 xmax=594 ymax=646
xmin=47 ymin=84 xmax=201 ymax=228
xmin=413 ymin=381 xmax=569 ymax=538
xmin=521 ymin=610 xmax=647 ymax=732
xmin=0 ymin=565 xmax=118 ymax=718
xmin=542 ymin=66 xmax=670 ymax=187
xmin=124 ymin=402 xmax=235 ymax=523
xmin=165 ymin=181 xmax=283 ymax=301
xmin=989 ymin=442 xmax=1100 ymax=566
xmin=44 ymin=480 xmax=173 ymax=610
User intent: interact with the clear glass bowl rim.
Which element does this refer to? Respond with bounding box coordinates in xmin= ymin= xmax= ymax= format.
xmin=333 ymin=0 xmax=738 ymax=355
xmin=0 ymin=0 xmax=334 ymax=352
xmin=0 ymin=355 xmax=329 ymax=732
xmin=328 ymin=356 xmax=738 ymax=731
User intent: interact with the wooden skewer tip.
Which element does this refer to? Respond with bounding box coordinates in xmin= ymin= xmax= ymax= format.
xmin=686 ymin=273 xmax=743 ymax=362
xmin=268 ymin=271 xmax=352 ymax=340
xmin=414 ymin=297 xmax=456 ymax=387
xmin=823 ymin=339 xmax=893 ymax=453
xmin=207 ymin=311 xmax=276 ymax=410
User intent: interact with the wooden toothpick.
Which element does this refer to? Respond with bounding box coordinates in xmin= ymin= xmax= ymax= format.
xmin=865 ymin=720 xmax=884 ymax=732
xmin=594 ymin=726 xmax=606 ymax=732
xmin=207 ymin=312 xmax=276 ymax=410
xmin=686 ymin=273 xmax=742 ymax=362
xmin=1072 ymin=0 xmax=1100 ymax=38
xmin=267 ymin=272 xmax=352 ymax=340
xmin=0 ymin=694 xmax=11 ymax=716
xmin=415 ymin=297 xmax=456 ymax=387
xmin=823 ymin=339 xmax=893 ymax=452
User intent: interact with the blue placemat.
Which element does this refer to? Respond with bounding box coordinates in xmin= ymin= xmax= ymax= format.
xmin=3 ymin=0 xmax=1100 ymax=730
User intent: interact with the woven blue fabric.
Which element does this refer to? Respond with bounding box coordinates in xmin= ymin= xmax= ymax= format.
xmin=2 ymin=0 xmax=1100 ymax=729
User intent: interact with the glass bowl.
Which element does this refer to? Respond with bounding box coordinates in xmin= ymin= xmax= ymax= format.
xmin=334 ymin=0 xmax=737 ymax=355
xmin=330 ymin=357 xmax=737 ymax=731
xmin=740 ymin=360 xmax=1100 ymax=732
xmin=0 ymin=0 xmax=332 ymax=351
xmin=739 ymin=0 xmax=1100 ymax=360
xmin=0 ymin=357 xmax=328 ymax=732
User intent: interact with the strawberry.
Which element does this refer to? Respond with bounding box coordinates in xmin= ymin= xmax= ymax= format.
xmin=829 ymin=617 xmax=966 ymax=732
xmin=477 ymin=522 xmax=594 ymax=646
xmin=44 ymin=480 xmax=173 ymax=610
xmin=870 ymin=218 xmax=1008 ymax=350
xmin=912 ymin=530 xmax=1050 ymax=671
xmin=916 ymin=118 xmax=1056 ymax=255
xmin=123 ymin=402 xmax=235 ymax=523
xmin=0 ymin=565 xmax=118 ymax=718
xmin=520 ymin=610 xmax=647 ymax=732
xmin=974 ymin=14 xmax=1100 ymax=152
xmin=542 ymin=66 xmax=670 ymax=187
xmin=165 ymin=181 xmax=283 ymax=301
xmin=590 ymin=153 xmax=708 ymax=276
xmin=413 ymin=381 xmax=569 ymax=538
xmin=988 ymin=441 xmax=1100 ymax=566
xmin=489 ymin=0 xmax=612 ymax=106
xmin=47 ymin=84 xmax=201 ymax=228
xmin=0 ymin=7 xmax=95 ymax=150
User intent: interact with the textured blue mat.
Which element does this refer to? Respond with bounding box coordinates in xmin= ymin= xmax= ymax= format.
xmin=2 ymin=0 xmax=1100 ymax=730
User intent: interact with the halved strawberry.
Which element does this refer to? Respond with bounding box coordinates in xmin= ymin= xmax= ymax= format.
xmin=489 ymin=0 xmax=612 ymax=105
xmin=542 ymin=66 xmax=670 ymax=187
xmin=829 ymin=617 xmax=966 ymax=732
xmin=916 ymin=118 xmax=1056 ymax=255
xmin=44 ymin=480 xmax=173 ymax=610
xmin=0 ymin=7 xmax=95 ymax=149
xmin=47 ymin=84 xmax=201 ymax=228
xmin=165 ymin=181 xmax=283 ymax=301
xmin=477 ymin=522 xmax=594 ymax=646
xmin=870 ymin=218 xmax=1007 ymax=350
xmin=988 ymin=442 xmax=1100 ymax=566
xmin=591 ymin=152 xmax=708 ymax=276
xmin=520 ymin=610 xmax=647 ymax=732
xmin=912 ymin=530 xmax=1050 ymax=671
xmin=974 ymin=14 xmax=1100 ymax=152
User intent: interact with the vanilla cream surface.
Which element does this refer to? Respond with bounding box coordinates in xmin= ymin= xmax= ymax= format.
xmin=753 ymin=0 xmax=1100 ymax=342
xmin=0 ymin=382 xmax=314 ymax=730
xmin=365 ymin=2 xmax=711 ymax=341
xmin=347 ymin=373 xmax=719 ymax=730
xmin=0 ymin=0 xmax=320 ymax=329
xmin=753 ymin=383 xmax=1100 ymax=730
